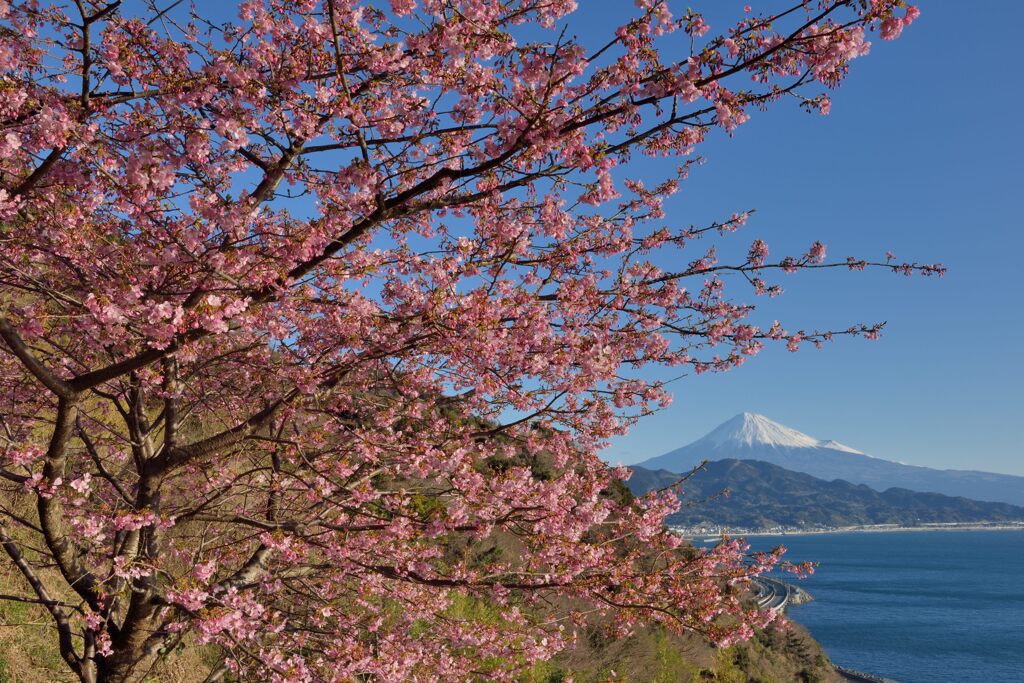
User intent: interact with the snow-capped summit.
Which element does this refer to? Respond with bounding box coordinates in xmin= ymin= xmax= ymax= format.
xmin=698 ymin=413 xmax=868 ymax=454
xmin=636 ymin=413 xmax=1024 ymax=506
xmin=699 ymin=412 xmax=824 ymax=450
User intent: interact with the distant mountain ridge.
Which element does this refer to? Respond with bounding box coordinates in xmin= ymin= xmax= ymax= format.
xmin=627 ymin=459 xmax=1024 ymax=529
xmin=638 ymin=413 xmax=1024 ymax=506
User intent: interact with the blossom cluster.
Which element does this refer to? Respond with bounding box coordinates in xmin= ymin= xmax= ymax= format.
xmin=0 ymin=1 xmax=936 ymax=680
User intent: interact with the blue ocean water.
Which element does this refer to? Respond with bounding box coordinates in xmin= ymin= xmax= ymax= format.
xmin=742 ymin=531 xmax=1024 ymax=683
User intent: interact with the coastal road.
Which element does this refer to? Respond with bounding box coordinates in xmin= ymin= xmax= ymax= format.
xmin=752 ymin=577 xmax=792 ymax=612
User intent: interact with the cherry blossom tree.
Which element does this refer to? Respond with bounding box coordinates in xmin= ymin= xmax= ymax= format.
xmin=0 ymin=1 xmax=938 ymax=681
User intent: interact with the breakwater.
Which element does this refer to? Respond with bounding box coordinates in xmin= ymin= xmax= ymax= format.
xmin=834 ymin=665 xmax=897 ymax=683
xmin=752 ymin=576 xmax=813 ymax=613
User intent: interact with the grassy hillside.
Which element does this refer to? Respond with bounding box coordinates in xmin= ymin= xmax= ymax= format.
xmin=542 ymin=620 xmax=841 ymax=683
xmin=0 ymin=461 xmax=848 ymax=681
xmin=0 ymin=618 xmax=840 ymax=683
xmin=1 ymin=531 xmax=841 ymax=683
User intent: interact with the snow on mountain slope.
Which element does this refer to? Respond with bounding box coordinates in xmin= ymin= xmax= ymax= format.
xmin=695 ymin=412 xmax=864 ymax=452
xmin=637 ymin=413 xmax=1024 ymax=506
xmin=698 ymin=413 xmax=821 ymax=449
xmin=817 ymin=439 xmax=866 ymax=455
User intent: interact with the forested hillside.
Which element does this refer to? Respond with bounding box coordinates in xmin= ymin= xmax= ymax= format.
xmin=628 ymin=460 xmax=1024 ymax=529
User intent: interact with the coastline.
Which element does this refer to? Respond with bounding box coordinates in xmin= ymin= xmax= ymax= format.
xmin=834 ymin=665 xmax=898 ymax=683
xmin=674 ymin=521 xmax=1024 ymax=540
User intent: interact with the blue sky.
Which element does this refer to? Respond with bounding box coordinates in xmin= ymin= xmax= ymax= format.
xmin=585 ymin=2 xmax=1024 ymax=475
xmin=171 ymin=2 xmax=1022 ymax=475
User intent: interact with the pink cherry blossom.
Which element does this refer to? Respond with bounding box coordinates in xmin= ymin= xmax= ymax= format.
xmin=0 ymin=2 xmax=939 ymax=681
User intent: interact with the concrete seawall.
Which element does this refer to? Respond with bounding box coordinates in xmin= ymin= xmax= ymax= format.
xmin=834 ymin=664 xmax=898 ymax=683
xmin=752 ymin=576 xmax=813 ymax=613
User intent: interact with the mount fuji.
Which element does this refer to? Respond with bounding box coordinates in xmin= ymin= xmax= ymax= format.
xmin=637 ymin=413 xmax=1024 ymax=506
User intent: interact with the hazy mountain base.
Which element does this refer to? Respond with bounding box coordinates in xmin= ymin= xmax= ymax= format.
xmin=628 ymin=460 xmax=1024 ymax=530
xmin=639 ymin=414 xmax=1024 ymax=507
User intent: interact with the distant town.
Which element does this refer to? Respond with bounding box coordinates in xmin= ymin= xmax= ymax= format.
xmin=672 ymin=521 xmax=1024 ymax=539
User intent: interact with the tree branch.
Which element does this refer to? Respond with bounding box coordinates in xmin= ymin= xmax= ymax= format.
xmin=0 ymin=317 xmax=77 ymax=398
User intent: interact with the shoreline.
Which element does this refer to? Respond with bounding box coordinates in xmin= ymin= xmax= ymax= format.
xmin=674 ymin=522 xmax=1024 ymax=539
xmin=834 ymin=664 xmax=897 ymax=683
